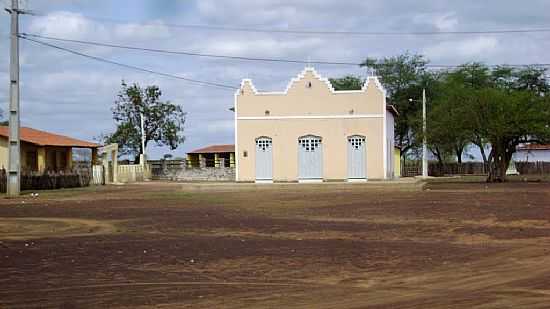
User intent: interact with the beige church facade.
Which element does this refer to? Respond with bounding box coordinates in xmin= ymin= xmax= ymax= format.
xmin=234 ymin=67 xmax=396 ymax=182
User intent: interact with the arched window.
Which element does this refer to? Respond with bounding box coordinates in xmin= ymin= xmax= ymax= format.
xmin=298 ymin=135 xmax=322 ymax=152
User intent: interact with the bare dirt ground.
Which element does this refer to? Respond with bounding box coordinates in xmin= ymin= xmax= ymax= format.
xmin=1 ymin=181 xmax=550 ymax=308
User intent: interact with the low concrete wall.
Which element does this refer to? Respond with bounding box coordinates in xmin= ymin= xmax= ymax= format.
xmin=150 ymin=159 xmax=235 ymax=182
xmin=173 ymin=167 xmax=235 ymax=182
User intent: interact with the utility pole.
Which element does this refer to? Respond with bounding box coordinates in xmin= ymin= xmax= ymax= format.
xmin=422 ymin=88 xmax=428 ymax=178
xmin=140 ymin=113 xmax=146 ymax=165
xmin=7 ymin=0 xmax=21 ymax=196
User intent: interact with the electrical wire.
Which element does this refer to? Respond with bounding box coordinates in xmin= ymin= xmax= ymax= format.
xmin=19 ymin=35 xmax=238 ymax=90
xmin=20 ymin=33 xmax=360 ymax=66
xmin=19 ymin=33 xmax=550 ymax=69
xmin=26 ymin=12 xmax=550 ymax=36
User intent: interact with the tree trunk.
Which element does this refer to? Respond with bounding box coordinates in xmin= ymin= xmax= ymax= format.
xmin=479 ymin=145 xmax=488 ymax=164
xmin=455 ymin=146 xmax=463 ymax=164
xmin=473 ymin=136 xmax=488 ymax=164
xmin=487 ymin=144 xmax=513 ymax=182
xmin=431 ymin=148 xmax=444 ymax=176
xmin=473 ymin=137 xmax=488 ymax=173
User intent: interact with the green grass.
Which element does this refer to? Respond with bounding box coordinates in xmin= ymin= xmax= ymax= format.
xmin=143 ymin=191 xmax=228 ymax=204
xmin=424 ymin=174 xmax=550 ymax=183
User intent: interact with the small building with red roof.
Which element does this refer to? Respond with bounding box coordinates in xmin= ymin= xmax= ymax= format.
xmin=186 ymin=144 xmax=235 ymax=168
xmin=515 ymin=144 xmax=550 ymax=162
xmin=0 ymin=126 xmax=99 ymax=172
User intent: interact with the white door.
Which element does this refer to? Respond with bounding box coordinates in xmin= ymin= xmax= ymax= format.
xmin=298 ymin=135 xmax=323 ymax=180
xmin=255 ymin=137 xmax=273 ymax=180
xmin=348 ymin=135 xmax=366 ymax=179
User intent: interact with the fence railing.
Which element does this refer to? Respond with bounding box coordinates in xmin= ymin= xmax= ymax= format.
xmin=0 ymin=168 xmax=92 ymax=193
xmin=516 ymin=161 xmax=550 ymax=174
xmin=92 ymin=165 xmax=104 ymax=185
xmin=117 ymin=164 xmax=147 ymax=183
xmin=402 ymin=161 xmax=550 ymax=177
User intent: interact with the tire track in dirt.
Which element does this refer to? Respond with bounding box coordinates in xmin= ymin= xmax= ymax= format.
xmin=0 ymin=217 xmax=118 ymax=240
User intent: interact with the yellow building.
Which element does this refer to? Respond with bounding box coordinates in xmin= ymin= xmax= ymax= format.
xmin=394 ymin=147 xmax=401 ymax=177
xmin=234 ymin=67 xmax=398 ymax=182
xmin=0 ymin=126 xmax=99 ymax=172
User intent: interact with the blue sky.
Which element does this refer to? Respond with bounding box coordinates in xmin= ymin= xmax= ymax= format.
xmin=1 ymin=0 xmax=549 ymax=159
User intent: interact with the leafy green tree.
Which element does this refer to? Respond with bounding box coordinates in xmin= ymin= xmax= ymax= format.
xmin=464 ymin=87 xmax=550 ymax=181
xmin=329 ymin=76 xmax=364 ymax=91
xmin=427 ymin=64 xmax=550 ymax=176
xmin=415 ymin=80 xmax=470 ymax=165
xmin=104 ymin=81 xmax=186 ymax=162
xmin=360 ymin=53 xmax=429 ymax=159
xmin=443 ymin=63 xmax=493 ymax=163
xmin=512 ymin=66 xmax=550 ymax=94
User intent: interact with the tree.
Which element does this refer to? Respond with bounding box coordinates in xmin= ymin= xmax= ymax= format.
xmin=432 ymin=64 xmax=550 ymax=180
xmin=464 ymin=87 xmax=550 ymax=182
xmin=444 ymin=63 xmax=493 ymax=164
xmin=0 ymin=107 xmax=6 ymax=126
xmin=360 ymin=53 xmax=429 ymax=159
xmin=420 ymin=84 xmax=470 ymax=165
xmin=329 ymin=76 xmax=364 ymax=91
xmin=104 ymin=81 xmax=186 ymax=162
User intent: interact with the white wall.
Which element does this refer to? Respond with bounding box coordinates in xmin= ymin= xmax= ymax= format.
xmin=514 ymin=150 xmax=550 ymax=162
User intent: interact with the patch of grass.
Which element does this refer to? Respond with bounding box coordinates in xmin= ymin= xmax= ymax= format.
xmin=145 ymin=191 xmax=194 ymax=199
xmin=424 ymin=174 xmax=550 ymax=183
xmin=143 ymin=191 xmax=227 ymax=204
xmin=0 ymin=186 xmax=104 ymax=199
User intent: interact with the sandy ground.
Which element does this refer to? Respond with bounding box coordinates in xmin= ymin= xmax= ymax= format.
xmin=0 ymin=181 xmax=549 ymax=308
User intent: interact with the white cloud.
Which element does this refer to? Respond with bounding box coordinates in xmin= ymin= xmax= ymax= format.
xmin=206 ymin=120 xmax=234 ymax=134
xmin=434 ymin=13 xmax=459 ymax=31
xmin=195 ymin=36 xmax=324 ymax=58
xmin=28 ymin=11 xmax=171 ymax=42
xmin=28 ymin=11 xmax=103 ymax=39
xmin=113 ymin=20 xmax=171 ymax=41
xmin=423 ymin=36 xmax=499 ymax=61
xmin=412 ymin=12 xmax=458 ymax=31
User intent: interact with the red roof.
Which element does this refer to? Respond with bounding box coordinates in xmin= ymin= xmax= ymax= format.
xmin=0 ymin=126 xmax=99 ymax=148
xmin=189 ymin=144 xmax=235 ymax=154
xmin=518 ymin=144 xmax=550 ymax=151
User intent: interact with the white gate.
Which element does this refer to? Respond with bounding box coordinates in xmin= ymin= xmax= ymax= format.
xmin=92 ymin=165 xmax=105 ymax=185
xmin=298 ymin=135 xmax=323 ymax=180
xmin=255 ymin=137 xmax=273 ymax=181
xmin=348 ymin=135 xmax=366 ymax=180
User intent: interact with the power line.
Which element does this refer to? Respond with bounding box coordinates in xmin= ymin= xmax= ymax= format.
xmin=19 ymin=33 xmax=550 ymax=69
xmin=20 ymin=33 xmax=360 ymax=66
xmin=19 ymin=35 xmax=238 ymax=90
xmin=27 ymin=12 xmax=550 ymax=36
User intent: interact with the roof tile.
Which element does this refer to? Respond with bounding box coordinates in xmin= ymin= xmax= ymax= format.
xmin=518 ymin=144 xmax=550 ymax=151
xmin=189 ymin=144 xmax=235 ymax=154
xmin=0 ymin=126 xmax=99 ymax=148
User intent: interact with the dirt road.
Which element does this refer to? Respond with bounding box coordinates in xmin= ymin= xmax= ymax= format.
xmin=0 ymin=182 xmax=549 ymax=308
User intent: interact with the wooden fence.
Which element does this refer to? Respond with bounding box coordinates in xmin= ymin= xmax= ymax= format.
xmin=0 ymin=168 xmax=92 ymax=193
xmin=516 ymin=162 xmax=550 ymax=175
xmin=117 ymin=164 xmax=147 ymax=183
xmin=402 ymin=161 xmax=550 ymax=177
xmin=91 ymin=165 xmax=104 ymax=185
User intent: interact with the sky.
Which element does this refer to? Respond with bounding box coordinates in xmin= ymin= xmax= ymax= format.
xmin=1 ymin=0 xmax=549 ymax=159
